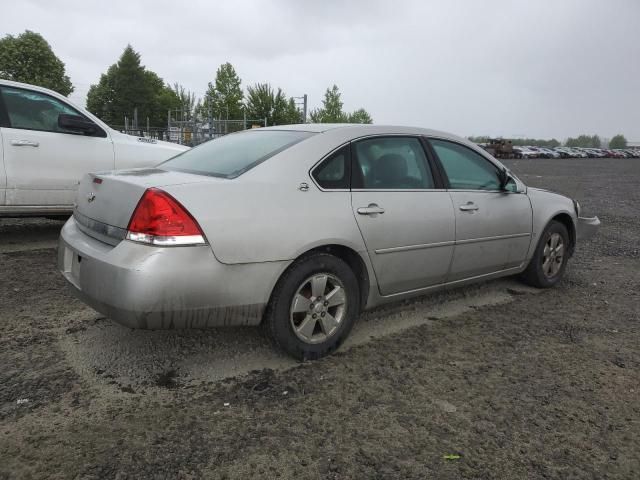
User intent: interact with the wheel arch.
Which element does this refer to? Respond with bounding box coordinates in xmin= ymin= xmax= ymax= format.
xmin=265 ymin=244 xmax=372 ymax=318
xmin=550 ymin=212 xmax=576 ymax=256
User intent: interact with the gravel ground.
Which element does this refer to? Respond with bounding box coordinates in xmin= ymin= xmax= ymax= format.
xmin=0 ymin=158 xmax=639 ymax=479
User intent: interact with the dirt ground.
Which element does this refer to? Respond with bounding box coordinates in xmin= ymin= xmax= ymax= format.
xmin=0 ymin=158 xmax=638 ymax=479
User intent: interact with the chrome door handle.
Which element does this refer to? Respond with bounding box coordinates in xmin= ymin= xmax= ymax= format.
xmin=357 ymin=204 xmax=385 ymax=215
xmin=11 ymin=140 xmax=39 ymax=147
xmin=459 ymin=202 xmax=479 ymax=212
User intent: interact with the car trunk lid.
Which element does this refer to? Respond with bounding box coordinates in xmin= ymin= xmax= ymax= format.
xmin=74 ymin=168 xmax=216 ymax=245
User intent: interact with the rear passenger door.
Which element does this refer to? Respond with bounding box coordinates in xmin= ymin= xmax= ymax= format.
xmin=428 ymin=138 xmax=533 ymax=281
xmin=351 ymin=136 xmax=455 ymax=295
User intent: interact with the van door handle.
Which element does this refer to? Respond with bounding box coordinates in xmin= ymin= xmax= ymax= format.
xmin=459 ymin=202 xmax=479 ymax=212
xmin=11 ymin=140 xmax=39 ymax=147
xmin=357 ymin=204 xmax=385 ymax=215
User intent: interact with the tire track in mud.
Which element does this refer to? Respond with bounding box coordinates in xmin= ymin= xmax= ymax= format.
xmin=0 ymin=218 xmax=63 ymax=252
xmin=59 ymin=278 xmax=540 ymax=392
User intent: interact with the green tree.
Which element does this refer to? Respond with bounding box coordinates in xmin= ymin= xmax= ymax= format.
xmin=347 ymin=108 xmax=373 ymax=124
xmin=172 ymin=83 xmax=200 ymax=121
xmin=245 ymin=83 xmax=274 ymax=123
xmin=609 ymin=134 xmax=627 ymax=149
xmin=282 ymin=97 xmax=303 ymax=124
xmin=566 ymin=134 xmax=601 ymax=148
xmin=310 ymin=85 xmax=373 ymax=124
xmin=86 ymin=45 xmax=179 ymax=128
xmin=0 ymin=30 xmax=73 ymax=95
xmin=245 ymin=83 xmax=301 ymax=125
xmin=310 ymin=85 xmax=348 ymax=123
xmin=203 ymin=63 xmax=243 ymax=120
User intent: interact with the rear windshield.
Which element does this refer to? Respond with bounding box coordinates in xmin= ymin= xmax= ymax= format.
xmin=160 ymin=130 xmax=315 ymax=178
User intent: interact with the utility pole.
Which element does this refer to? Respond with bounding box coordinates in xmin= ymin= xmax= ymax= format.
xmin=303 ymin=94 xmax=307 ymax=123
xmin=293 ymin=94 xmax=308 ymax=123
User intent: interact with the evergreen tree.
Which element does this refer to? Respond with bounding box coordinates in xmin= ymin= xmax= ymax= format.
xmin=202 ymin=63 xmax=243 ymax=120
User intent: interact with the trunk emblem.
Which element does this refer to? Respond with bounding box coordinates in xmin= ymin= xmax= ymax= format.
xmin=87 ymin=193 xmax=96 ymax=203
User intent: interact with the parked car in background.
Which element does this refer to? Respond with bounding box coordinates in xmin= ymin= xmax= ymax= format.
xmin=620 ymin=149 xmax=639 ymax=158
xmin=553 ymin=147 xmax=571 ymax=158
xmin=0 ymin=80 xmax=189 ymax=217
xmin=58 ymin=124 xmax=600 ymax=360
xmin=604 ymin=149 xmax=624 ymax=158
xmin=536 ymin=147 xmax=561 ymax=159
xmin=567 ymin=147 xmax=589 ymax=158
xmin=514 ymin=146 xmax=538 ymax=158
xmin=577 ymin=148 xmax=598 ymax=158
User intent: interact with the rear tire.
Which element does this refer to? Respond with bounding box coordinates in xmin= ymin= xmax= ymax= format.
xmin=520 ymin=220 xmax=570 ymax=288
xmin=263 ymin=253 xmax=360 ymax=360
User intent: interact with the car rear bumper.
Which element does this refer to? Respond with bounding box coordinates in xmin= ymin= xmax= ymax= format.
xmin=58 ymin=217 xmax=289 ymax=329
xmin=577 ymin=216 xmax=600 ymax=242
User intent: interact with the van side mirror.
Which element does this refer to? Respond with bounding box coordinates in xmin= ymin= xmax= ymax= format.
xmin=58 ymin=114 xmax=96 ymax=135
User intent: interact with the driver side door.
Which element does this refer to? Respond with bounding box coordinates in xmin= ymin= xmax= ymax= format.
xmin=0 ymin=85 xmax=114 ymax=208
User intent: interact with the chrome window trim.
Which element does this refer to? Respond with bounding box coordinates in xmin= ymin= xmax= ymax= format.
xmin=309 ymin=134 xmax=527 ymax=193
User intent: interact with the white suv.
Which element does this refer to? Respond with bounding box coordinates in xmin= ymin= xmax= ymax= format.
xmin=0 ymin=80 xmax=188 ymax=216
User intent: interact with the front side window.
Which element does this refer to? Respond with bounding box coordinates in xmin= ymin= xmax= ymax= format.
xmin=312 ymin=145 xmax=350 ymax=189
xmin=430 ymin=139 xmax=500 ymax=190
xmin=162 ymin=130 xmax=315 ymax=179
xmin=352 ymin=137 xmax=434 ymax=189
xmin=1 ymin=86 xmax=88 ymax=134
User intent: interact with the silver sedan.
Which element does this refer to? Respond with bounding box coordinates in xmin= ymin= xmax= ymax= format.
xmin=58 ymin=124 xmax=600 ymax=359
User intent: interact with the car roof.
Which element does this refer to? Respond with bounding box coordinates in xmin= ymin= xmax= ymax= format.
xmin=0 ymin=79 xmax=65 ymax=97
xmin=260 ymin=123 xmax=472 ymax=143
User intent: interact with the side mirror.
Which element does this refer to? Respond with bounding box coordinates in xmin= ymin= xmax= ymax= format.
xmin=58 ymin=114 xmax=96 ymax=135
xmin=498 ymin=167 xmax=509 ymax=190
xmin=499 ymin=168 xmax=525 ymax=193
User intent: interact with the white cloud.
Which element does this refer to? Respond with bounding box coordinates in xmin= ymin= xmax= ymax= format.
xmin=2 ymin=0 xmax=639 ymax=139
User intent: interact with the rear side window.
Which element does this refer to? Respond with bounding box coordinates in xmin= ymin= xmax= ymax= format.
xmin=161 ymin=130 xmax=315 ymax=179
xmin=312 ymin=145 xmax=350 ymax=189
xmin=352 ymin=136 xmax=434 ymax=189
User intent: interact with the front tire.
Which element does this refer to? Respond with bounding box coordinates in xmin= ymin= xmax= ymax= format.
xmin=520 ymin=220 xmax=570 ymax=288
xmin=264 ymin=253 xmax=360 ymax=360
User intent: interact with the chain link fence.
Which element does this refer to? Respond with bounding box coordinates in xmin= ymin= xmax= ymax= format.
xmin=115 ymin=111 xmax=268 ymax=147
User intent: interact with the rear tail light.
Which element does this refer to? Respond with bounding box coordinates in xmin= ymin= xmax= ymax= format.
xmin=126 ymin=188 xmax=206 ymax=246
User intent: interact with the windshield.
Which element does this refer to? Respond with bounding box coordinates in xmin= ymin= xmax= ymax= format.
xmin=160 ymin=130 xmax=315 ymax=178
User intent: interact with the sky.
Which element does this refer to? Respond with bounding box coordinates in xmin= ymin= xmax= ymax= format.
xmin=2 ymin=0 xmax=639 ymax=141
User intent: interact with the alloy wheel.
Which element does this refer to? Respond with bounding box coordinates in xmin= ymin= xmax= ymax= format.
xmin=542 ymin=232 xmax=565 ymax=278
xmin=289 ymin=273 xmax=347 ymax=344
